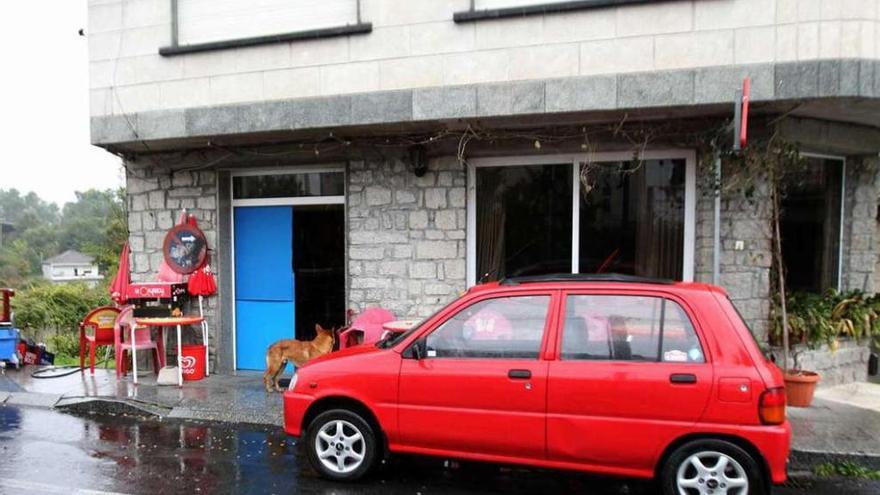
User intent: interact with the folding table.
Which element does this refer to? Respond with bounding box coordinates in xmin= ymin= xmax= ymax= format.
xmin=132 ymin=315 xmax=205 ymax=387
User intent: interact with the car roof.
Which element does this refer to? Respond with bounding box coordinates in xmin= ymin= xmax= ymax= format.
xmin=468 ymin=273 xmax=726 ymax=296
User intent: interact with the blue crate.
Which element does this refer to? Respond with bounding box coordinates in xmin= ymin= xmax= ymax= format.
xmin=0 ymin=326 xmax=19 ymax=361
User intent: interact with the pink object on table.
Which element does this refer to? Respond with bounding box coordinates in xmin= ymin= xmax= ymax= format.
xmin=338 ymin=308 xmax=395 ymax=349
xmin=114 ymin=306 xmax=165 ymax=382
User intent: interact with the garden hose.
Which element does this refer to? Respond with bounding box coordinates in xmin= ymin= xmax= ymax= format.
xmin=30 ymin=359 xmax=111 ymax=379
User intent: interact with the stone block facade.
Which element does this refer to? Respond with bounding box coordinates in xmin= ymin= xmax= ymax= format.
xmin=347 ymin=156 xmax=467 ymax=318
xmin=120 ymin=139 xmax=878 ymax=381
xmin=694 ymin=162 xmax=773 ymax=341
xmin=842 ymin=156 xmax=880 ymax=293
xmin=125 ymin=160 xmax=220 ymax=361
xmin=790 ymin=340 xmax=872 ymax=387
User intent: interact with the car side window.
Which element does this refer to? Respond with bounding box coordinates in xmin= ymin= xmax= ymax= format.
xmin=425 ymin=295 xmax=550 ymax=359
xmin=561 ymin=295 xmax=704 ymax=363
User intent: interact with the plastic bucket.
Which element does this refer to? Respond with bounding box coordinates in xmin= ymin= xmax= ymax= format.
xmin=180 ymin=344 xmax=206 ymax=381
xmin=0 ymin=327 xmax=18 ymax=361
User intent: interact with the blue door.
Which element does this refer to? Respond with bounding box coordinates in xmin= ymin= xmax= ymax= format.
xmin=234 ymin=206 xmax=294 ymax=370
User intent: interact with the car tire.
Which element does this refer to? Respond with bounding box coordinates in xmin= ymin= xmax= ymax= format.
xmin=305 ymin=409 xmax=378 ymax=481
xmin=660 ymin=439 xmax=766 ymax=495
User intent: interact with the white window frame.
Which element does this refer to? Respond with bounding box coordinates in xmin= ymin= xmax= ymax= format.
xmin=228 ymin=165 xmax=346 ymax=370
xmin=798 ymin=152 xmax=847 ymax=292
xmin=466 ymin=150 xmax=696 ymax=287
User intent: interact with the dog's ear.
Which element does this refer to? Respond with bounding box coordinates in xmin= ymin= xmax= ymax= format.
xmin=315 ymin=323 xmax=323 ymax=333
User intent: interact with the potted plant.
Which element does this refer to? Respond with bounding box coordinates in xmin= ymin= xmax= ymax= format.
xmin=771 ymin=289 xmax=880 ymax=406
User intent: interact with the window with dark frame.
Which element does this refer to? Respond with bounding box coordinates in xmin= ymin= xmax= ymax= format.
xmin=455 ymin=0 xmax=668 ymax=23
xmin=161 ymin=0 xmax=371 ymax=56
xmin=779 ymin=156 xmax=844 ymax=293
xmin=475 ymin=159 xmax=687 ymax=283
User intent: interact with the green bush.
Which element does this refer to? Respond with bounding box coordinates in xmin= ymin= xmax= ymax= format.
xmin=14 ymin=282 xmax=110 ymax=333
xmin=46 ymin=332 xmax=81 ymax=358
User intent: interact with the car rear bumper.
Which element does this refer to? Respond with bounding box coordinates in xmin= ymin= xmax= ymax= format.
xmin=282 ymin=391 xmax=315 ymax=437
xmin=743 ymin=420 xmax=792 ymax=484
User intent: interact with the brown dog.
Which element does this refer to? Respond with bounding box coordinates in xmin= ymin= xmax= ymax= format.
xmin=263 ymin=324 xmax=336 ymax=392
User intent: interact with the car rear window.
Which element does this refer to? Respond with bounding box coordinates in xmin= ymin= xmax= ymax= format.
xmin=561 ymin=295 xmax=705 ymax=363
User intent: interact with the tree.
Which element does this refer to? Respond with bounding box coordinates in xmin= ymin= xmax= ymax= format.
xmin=0 ymin=188 xmax=127 ymax=285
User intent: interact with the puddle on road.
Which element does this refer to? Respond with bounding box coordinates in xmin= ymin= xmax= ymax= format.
xmin=0 ymin=404 xmax=661 ymax=495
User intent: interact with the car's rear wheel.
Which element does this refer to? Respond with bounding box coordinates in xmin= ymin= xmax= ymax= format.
xmin=661 ymin=439 xmax=766 ymax=495
xmin=305 ymin=409 xmax=377 ymax=481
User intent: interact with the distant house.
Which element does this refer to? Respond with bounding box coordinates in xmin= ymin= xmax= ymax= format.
xmin=42 ymin=250 xmax=103 ymax=285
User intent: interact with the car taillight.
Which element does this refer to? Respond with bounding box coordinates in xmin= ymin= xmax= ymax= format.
xmin=759 ymin=387 xmax=786 ymax=425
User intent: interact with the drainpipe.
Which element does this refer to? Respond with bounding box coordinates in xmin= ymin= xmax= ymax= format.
xmin=713 ymin=153 xmax=721 ymax=285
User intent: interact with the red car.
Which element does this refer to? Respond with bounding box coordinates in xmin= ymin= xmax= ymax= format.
xmin=283 ymin=274 xmax=790 ymax=494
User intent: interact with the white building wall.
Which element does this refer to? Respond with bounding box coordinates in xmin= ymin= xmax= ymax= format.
xmin=41 ymin=263 xmax=103 ymax=282
xmin=89 ymin=0 xmax=880 ymax=116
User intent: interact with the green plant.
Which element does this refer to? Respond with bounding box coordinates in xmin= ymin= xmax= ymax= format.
xmin=772 ymin=289 xmax=880 ymax=349
xmin=814 ymin=461 xmax=880 ymax=480
xmin=45 ymin=327 xmax=116 ymax=368
xmin=45 ymin=332 xmax=81 ymax=358
xmin=13 ymin=282 xmax=110 ymax=332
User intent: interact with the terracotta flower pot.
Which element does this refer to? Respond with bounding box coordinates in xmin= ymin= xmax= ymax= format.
xmin=784 ymin=370 xmax=821 ymax=408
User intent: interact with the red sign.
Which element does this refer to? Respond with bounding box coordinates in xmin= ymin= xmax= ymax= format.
xmin=740 ymin=77 xmax=750 ymax=149
xmin=126 ymin=282 xmax=187 ymax=300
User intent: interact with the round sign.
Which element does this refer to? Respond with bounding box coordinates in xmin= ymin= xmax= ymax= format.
xmin=163 ymin=224 xmax=208 ymax=274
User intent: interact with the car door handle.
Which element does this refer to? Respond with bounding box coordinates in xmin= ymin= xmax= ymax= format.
xmin=670 ymin=373 xmax=697 ymax=384
xmin=508 ymin=369 xmax=532 ymax=380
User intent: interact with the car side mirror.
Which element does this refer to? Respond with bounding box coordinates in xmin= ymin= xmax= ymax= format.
xmin=406 ymin=339 xmax=427 ymax=360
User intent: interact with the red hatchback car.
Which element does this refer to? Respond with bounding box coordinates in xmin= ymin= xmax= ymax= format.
xmin=283 ymin=275 xmax=790 ymax=494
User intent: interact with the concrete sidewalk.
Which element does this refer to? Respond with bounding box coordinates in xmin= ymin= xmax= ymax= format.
xmin=0 ymin=366 xmax=283 ymax=426
xmin=787 ymin=382 xmax=880 ymax=469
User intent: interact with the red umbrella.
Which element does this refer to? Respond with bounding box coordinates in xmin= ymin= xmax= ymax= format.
xmin=187 ymin=260 xmax=216 ymax=297
xmin=109 ymin=242 xmax=131 ymax=305
xmin=187 ymin=257 xmax=216 ymax=377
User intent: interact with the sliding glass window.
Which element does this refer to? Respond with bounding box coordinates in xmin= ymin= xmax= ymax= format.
xmin=471 ymin=155 xmax=692 ymax=284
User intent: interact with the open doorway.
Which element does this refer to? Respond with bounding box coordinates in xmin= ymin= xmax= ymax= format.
xmin=232 ymin=168 xmax=345 ymax=370
xmin=293 ymin=205 xmax=345 ymax=341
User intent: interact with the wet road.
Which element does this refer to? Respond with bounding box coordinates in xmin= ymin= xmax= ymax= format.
xmin=1 ymin=404 xmax=878 ymax=495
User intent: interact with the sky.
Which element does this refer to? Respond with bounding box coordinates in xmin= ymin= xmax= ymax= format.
xmin=1 ymin=1 xmax=124 ymax=207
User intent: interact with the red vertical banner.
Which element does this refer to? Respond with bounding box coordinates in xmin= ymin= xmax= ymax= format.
xmin=740 ymin=77 xmax=750 ymax=149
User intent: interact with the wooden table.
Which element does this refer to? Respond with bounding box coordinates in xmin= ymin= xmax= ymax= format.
xmin=133 ymin=316 xmax=205 ymax=387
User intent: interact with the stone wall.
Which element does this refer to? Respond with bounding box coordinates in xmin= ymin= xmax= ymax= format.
xmin=842 ymin=156 xmax=880 ymax=293
xmin=347 ymin=155 xmax=467 ymax=319
xmin=790 ymin=340 xmax=871 ymax=387
xmin=694 ymin=161 xmax=773 ymax=341
xmin=125 ymin=161 xmax=220 ymax=363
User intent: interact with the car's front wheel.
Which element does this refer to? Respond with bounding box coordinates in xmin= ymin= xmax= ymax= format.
xmin=660 ymin=439 xmax=766 ymax=495
xmin=304 ymin=409 xmax=378 ymax=481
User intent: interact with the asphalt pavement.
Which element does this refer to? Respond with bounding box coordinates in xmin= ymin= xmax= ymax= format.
xmin=1 ymin=403 xmax=878 ymax=495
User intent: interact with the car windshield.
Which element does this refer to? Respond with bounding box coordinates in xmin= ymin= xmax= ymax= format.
xmin=376 ymin=296 xmax=459 ymax=349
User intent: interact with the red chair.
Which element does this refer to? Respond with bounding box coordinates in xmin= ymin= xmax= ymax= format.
xmin=338 ymin=308 xmax=396 ymax=349
xmin=114 ymin=306 xmax=165 ymax=378
xmin=80 ymin=306 xmax=121 ymax=374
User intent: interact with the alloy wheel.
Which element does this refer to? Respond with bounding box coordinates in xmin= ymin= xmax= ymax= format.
xmin=314 ymin=419 xmax=366 ymax=474
xmin=675 ymin=450 xmax=748 ymax=495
